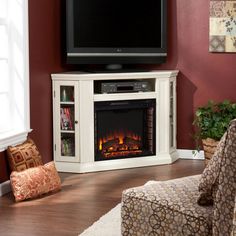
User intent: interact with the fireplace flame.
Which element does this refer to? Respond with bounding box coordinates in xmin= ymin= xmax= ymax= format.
xmin=118 ymin=135 xmax=124 ymax=145
xmin=98 ymin=131 xmax=142 ymax=158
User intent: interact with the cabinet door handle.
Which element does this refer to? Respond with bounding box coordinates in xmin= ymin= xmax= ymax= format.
xmin=75 ymin=120 xmax=78 ymax=124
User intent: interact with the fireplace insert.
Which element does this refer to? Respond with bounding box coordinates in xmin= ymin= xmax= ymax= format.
xmin=94 ymin=99 xmax=156 ymax=161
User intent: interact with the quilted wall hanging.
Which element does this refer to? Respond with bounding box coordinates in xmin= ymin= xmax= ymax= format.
xmin=210 ymin=0 xmax=236 ymax=52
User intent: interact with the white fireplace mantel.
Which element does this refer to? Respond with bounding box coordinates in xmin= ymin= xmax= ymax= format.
xmin=51 ymin=70 xmax=179 ymax=173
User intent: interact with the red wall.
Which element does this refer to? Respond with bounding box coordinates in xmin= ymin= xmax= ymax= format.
xmin=28 ymin=0 xmax=64 ymax=164
xmin=1 ymin=0 xmax=236 ymax=183
xmin=0 ymin=152 xmax=9 ymax=183
xmin=162 ymin=0 xmax=236 ymax=148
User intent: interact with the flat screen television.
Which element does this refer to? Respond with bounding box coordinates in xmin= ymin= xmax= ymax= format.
xmin=65 ymin=0 xmax=167 ymax=68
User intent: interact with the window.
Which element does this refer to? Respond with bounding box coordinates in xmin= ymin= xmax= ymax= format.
xmin=0 ymin=0 xmax=30 ymax=151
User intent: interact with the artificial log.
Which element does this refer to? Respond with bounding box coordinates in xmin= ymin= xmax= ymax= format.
xmin=102 ymin=138 xmax=119 ymax=152
xmin=123 ymin=137 xmax=141 ymax=150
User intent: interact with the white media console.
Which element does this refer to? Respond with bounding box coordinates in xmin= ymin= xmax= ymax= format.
xmin=51 ymin=70 xmax=179 ymax=173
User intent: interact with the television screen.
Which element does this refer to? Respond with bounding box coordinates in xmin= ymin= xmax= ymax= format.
xmin=65 ymin=0 xmax=167 ymax=65
xmin=73 ymin=0 xmax=162 ymax=48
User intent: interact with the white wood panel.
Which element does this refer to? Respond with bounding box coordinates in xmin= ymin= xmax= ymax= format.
xmin=52 ymin=70 xmax=179 ymax=173
xmin=94 ymin=92 xmax=157 ymax=102
xmin=55 ymin=155 xmax=173 ymax=173
xmin=79 ymin=80 xmax=94 ymax=163
xmin=51 ymin=70 xmax=179 ymax=81
xmin=157 ymin=78 xmax=170 ymax=153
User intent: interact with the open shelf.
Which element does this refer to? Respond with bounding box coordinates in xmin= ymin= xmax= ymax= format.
xmin=94 ymin=78 xmax=156 ymax=94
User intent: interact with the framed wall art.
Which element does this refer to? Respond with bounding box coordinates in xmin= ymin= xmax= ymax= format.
xmin=210 ymin=1 xmax=236 ymax=52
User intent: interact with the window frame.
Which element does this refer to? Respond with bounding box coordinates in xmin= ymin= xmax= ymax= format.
xmin=0 ymin=0 xmax=31 ymax=151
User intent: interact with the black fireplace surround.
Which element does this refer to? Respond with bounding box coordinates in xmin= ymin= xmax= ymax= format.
xmin=94 ymin=99 xmax=156 ymax=161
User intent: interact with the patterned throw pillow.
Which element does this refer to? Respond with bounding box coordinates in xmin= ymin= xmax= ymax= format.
xmin=7 ymin=138 xmax=43 ymax=172
xmin=197 ymin=132 xmax=227 ymax=205
xmin=10 ymin=161 xmax=61 ymax=202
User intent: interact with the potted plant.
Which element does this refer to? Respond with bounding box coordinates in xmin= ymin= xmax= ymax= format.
xmin=193 ymin=100 xmax=236 ymax=164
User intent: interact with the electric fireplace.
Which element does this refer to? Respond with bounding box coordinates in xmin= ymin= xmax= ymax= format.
xmin=94 ymin=99 xmax=156 ymax=161
xmin=52 ymin=70 xmax=178 ymax=173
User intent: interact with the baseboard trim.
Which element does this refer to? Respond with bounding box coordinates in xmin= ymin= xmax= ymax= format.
xmin=0 ymin=180 xmax=11 ymax=197
xmin=177 ymin=149 xmax=205 ymax=160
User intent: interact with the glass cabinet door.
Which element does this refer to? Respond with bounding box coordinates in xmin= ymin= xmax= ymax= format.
xmin=54 ymin=82 xmax=79 ymax=162
xmin=169 ymin=81 xmax=175 ymax=149
xmin=60 ymin=86 xmax=75 ymax=156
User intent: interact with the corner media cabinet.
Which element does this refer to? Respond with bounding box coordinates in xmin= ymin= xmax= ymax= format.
xmin=51 ymin=70 xmax=179 ymax=173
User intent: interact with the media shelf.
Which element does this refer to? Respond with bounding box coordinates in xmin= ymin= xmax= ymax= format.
xmin=52 ymin=70 xmax=178 ymax=173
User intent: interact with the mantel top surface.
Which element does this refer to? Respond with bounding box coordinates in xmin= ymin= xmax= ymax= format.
xmin=51 ymin=70 xmax=179 ymax=81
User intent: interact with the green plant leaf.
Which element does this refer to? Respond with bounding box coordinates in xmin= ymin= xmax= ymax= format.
xmin=193 ymin=100 xmax=236 ymax=146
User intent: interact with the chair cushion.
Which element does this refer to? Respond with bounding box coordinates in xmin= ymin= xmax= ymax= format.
xmin=231 ymin=196 xmax=236 ymax=236
xmin=197 ymin=132 xmax=227 ymax=205
xmin=121 ymin=175 xmax=213 ymax=236
xmin=198 ymin=119 xmax=236 ymax=235
xmin=212 ymin=120 xmax=236 ymax=235
xmin=7 ymin=138 xmax=43 ymax=172
xmin=10 ymin=161 xmax=61 ymax=202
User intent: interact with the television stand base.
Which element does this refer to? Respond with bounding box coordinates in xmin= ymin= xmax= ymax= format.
xmin=86 ymin=64 xmax=150 ymax=73
xmin=106 ymin=64 xmax=123 ymax=70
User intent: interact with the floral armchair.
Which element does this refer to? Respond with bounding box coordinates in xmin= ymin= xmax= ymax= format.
xmin=121 ymin=120 xmax=236 ymax=235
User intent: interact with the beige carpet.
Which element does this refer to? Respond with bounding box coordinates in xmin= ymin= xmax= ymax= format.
xmin=79 ymin=204 xmax=121 ymax=236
